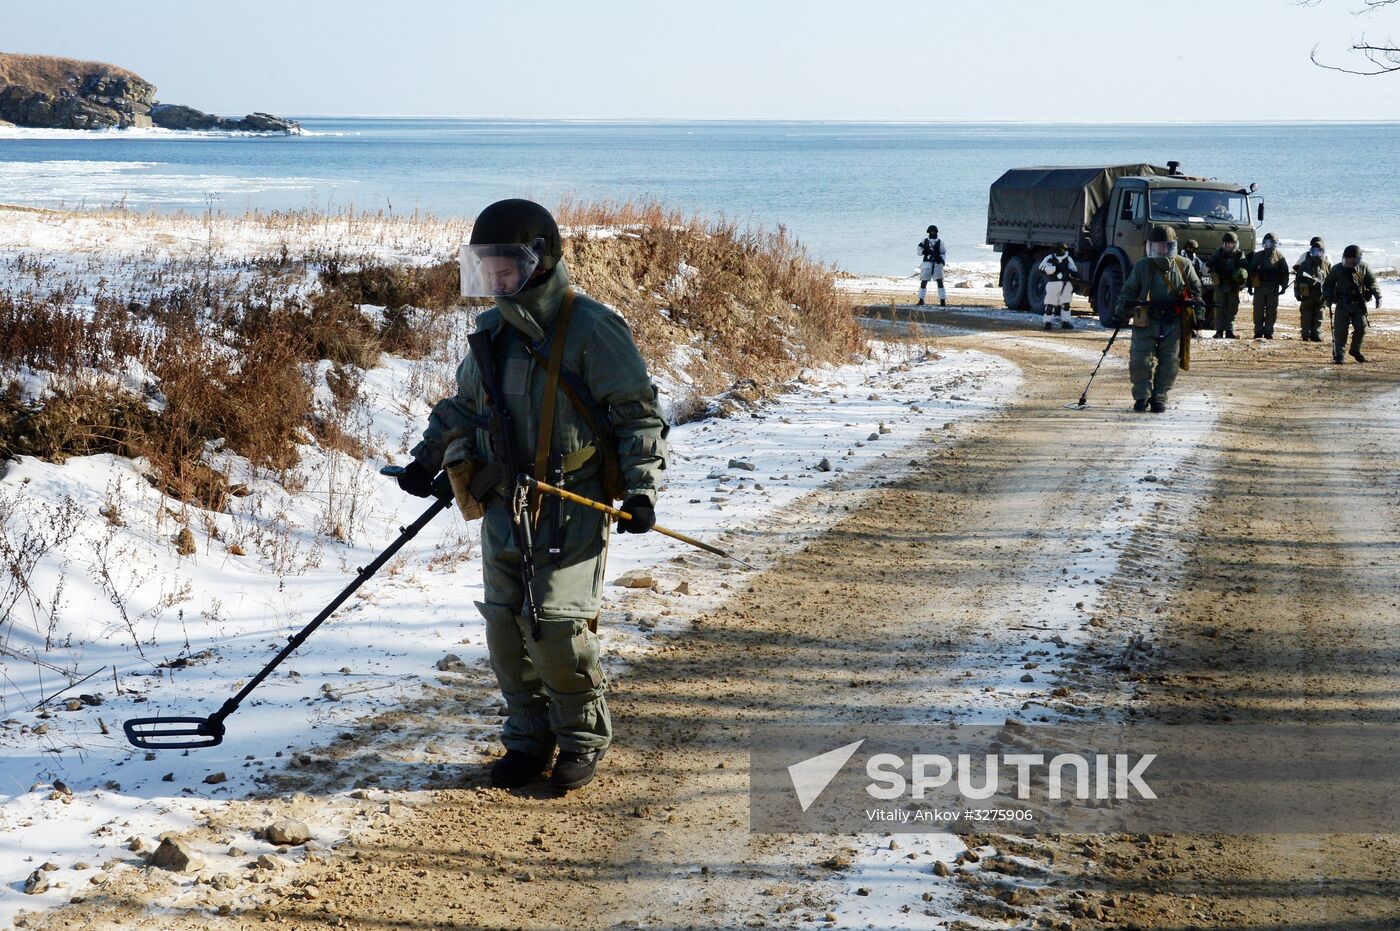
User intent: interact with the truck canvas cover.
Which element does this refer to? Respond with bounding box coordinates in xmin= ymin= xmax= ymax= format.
xmin=987 ymin=164 xmax=1168 ymax=245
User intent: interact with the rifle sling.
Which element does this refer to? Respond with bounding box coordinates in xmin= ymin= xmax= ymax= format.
xmin=531 ymin=289 xmax=575 ymax=525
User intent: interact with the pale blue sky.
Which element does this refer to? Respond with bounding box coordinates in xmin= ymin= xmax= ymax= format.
xmin=3 ymin=0 xmax=1397 ymax=120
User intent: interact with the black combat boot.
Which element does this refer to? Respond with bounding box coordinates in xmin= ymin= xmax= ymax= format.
xmin=939 ymin=298 xmax=947 ymax=307
xmin=1043 ymin=320 xmax=1053 ymax=331
xmin=917 ymin=298 xmax=925 ymax=306
xmin=1225 ymin=329 xmax=1238 ymax=339
xmin=551 ymin=749 xmax=605 ymax=790
xmin=1133 ymin=398 xmax=1149 ymax=413
xmin=1333 ymin=349 xmax=1345 ymax=364
xmin=1149 ymin=398 xmax=1167 ymax=414
xmin=1060 ymin=319 xmax=1073 ymax=330
xmin=1213 ymin=329 xmax=1224 ymax=339
xmin=1351 ymin=348 xmax=1366 ymax=363
xmin=490 ymin=748 xmax=552 ymax=789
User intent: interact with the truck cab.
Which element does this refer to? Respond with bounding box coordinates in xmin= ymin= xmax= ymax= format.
xmin=1096 ymin=176 xmax=1261 ymax=321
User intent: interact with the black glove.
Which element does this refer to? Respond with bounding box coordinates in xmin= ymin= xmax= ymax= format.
xmin=616 ymin=495 xmax=656 ymax=534
xmin=1247 ymin=287 xmax=1254 ymax=296
xmin=396 ymin=460 xmax=435 ymax=498
xmin=1375 ymin=294 xmax=1383 ymax=309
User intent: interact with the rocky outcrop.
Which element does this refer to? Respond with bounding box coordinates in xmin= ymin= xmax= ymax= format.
xmin=149 ymin=103 xmax=299 ymax=134
xmin=0 ymin=52 xmax=298 ymax=133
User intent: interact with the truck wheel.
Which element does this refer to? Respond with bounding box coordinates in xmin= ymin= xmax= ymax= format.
xmin=1028 ymin=261 xmax=1050 ymax=316
xmin=1002 ymin=254 xmax=1030 ymax=311
xmin=1095 ymin=264 xmax=1124 ymax=328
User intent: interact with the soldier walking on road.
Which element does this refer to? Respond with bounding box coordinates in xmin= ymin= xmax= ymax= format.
xmin=1182 ymin=239 xmax=1213 ymax=331
xmin=1323 ymin=244 xmax=1382 ymax=364
xmin=1247 ymin=233 xmax=1290 ymax=340
xmin=1293 ymin=236 xmax=1331 ymax=343
xmin=1038 ymin=243 xmax=1077 ymax=331
xmin=1208 ymin=231 xmax=1249 ymax=339
xmin=917 ymin=225 xmax=947 ymax=307
xmin=1114 ymin=225 xmax=1204 ymax=414
xmin=399 ymin=199 xmax=669 ymax=791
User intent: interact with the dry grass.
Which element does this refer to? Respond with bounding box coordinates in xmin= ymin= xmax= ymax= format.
xmin=0 ymin=198 xmax=865 ymax=509
xmin=0 ymin=52 xmax=143 ymax=91
xmin=556 ymin=198 xmax=865 ymax=394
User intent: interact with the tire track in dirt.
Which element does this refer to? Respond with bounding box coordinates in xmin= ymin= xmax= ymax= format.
xmin=1026 ymin=333 xmax=1400 ymax=930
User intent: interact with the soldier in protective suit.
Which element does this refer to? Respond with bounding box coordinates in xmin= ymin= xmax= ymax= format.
xmin=1037 ymin=243 xmax=1077 ymax=331
xmin=1323 ymin=244 xmax=1382 ymax=364
xmin=1293 ymin=236 xmax=1330 ymax=343
xmin=398 ymin=199 xmax=669 ymax=790
xmin=1247 ymin=233 xmax=1290 ymax=339
xmin=1208 ymin=231 xmax=1249 ymax=339
xmin=1114 ymin=225 xmax=1203 ymax=414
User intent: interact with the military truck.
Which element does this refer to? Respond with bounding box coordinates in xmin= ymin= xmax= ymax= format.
xmin=985 ymin=162 xmax=1264 ymax=324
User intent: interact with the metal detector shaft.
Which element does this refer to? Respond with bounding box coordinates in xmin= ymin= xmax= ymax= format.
xmin=523 ymin=476 xmax=756 ymax=570
xmin=124 ymin=491 xmax=451 ymax=750
xmin=1075 ymin=325 xmax=1123 ymax=408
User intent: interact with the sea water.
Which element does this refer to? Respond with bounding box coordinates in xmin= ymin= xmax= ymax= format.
xmin=1 ymin=118 xmax=1396 ymax=275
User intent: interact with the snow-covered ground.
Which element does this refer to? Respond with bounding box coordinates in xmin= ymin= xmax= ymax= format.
xmin=0 ymin=205 xmax=1024 ymax=924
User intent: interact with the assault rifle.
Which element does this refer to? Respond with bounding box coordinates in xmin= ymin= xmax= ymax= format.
xmin=468 ymin=329 xmax=543 ymax=641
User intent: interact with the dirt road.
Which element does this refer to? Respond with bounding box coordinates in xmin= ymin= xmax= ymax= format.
xmin=26 ymin=307 xmax=1400 ymax=930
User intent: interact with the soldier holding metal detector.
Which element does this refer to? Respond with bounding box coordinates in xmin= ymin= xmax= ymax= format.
xmin=398 ymin=199 xmax=670 ymax=790
xmin=1112 ymin=225 xmax=1204 ymax=414
xmin=123 ymin=203 xmax=761 ymax=774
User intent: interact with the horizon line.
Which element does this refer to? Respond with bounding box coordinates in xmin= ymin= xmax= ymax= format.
xmin=275 ymin=115 xmax=1400 ymax=126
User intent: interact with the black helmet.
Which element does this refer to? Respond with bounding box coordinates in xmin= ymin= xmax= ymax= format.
xmin=470 ymin=199 xmax=562 ymax=273
xmin=1148 ymin=224 xmax=1176 ymax=243
xmin=1055 ymin=242 xmax=1069 ymax=253
xmin=927 ymin=225 xmax=938 ymax=236
xmin=1343 ymin=244 xmax=1362 ymax=260
xmin=1310 ymin=236 xmax=1325 ymax=248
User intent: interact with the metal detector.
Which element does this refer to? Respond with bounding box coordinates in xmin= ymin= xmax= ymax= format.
xmin=123 ymin=468 xmax=450 ymax=750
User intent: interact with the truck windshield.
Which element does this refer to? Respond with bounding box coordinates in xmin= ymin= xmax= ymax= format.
xmin=1149 ymin=189 xmax=1249 ymax=225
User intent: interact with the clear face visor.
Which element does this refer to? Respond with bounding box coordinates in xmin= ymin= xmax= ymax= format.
xmin=1147 ymin=240 xmax=1178 ymax=260
xmin=459 ymin=239 xmax=545 ymax=297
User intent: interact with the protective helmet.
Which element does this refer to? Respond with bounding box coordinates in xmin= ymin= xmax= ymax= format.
xmin=1343 ymin=244 xmax=1362 ymax=259
xmin=1310 ymin=236 xmax=1325 ymax=248
xmin=1232 ymin=267 xmax=1249 ymax=285
xmin=1222 ymin=231 xmax=1238 ymax=244
xmin=927 ymin=225 xmax=938 ymax=236
xmin=1184 ymin=239 xmax=1199 ymax=251
xmin=1054 ymin=242 xmax=1069 ymax=254
xmin=1262 ymin=232 xmax=1277 ymax=248
xmin=460 ymin=199 xmax=563 ymax=297
xmin=1146 ymin=224 xmax=1178 ymax=259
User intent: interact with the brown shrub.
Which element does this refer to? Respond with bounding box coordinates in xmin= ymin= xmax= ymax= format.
xmin=0 ymin=290 xmax=146 ymax=377
xmin=554 ymin=198 xmax=865 ymax=391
